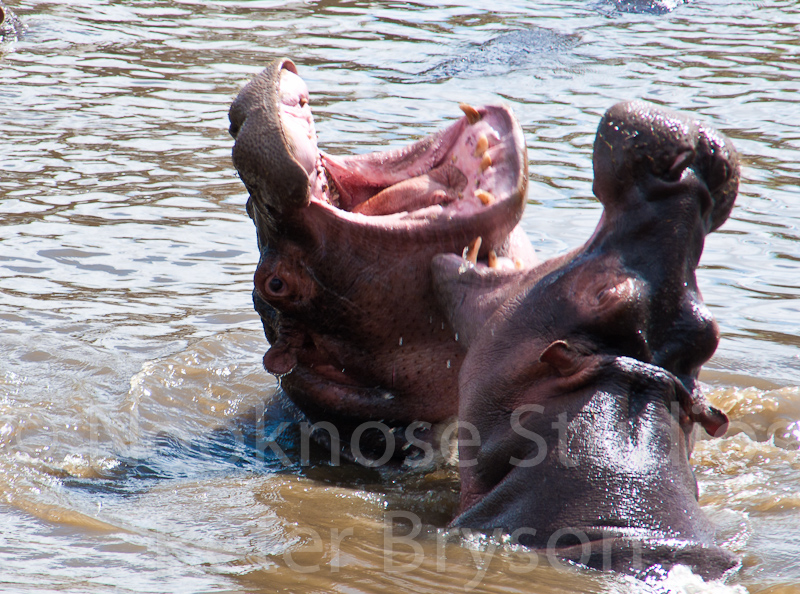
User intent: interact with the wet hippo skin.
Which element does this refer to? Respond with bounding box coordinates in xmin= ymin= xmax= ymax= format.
xmin=229 ymin=58 xmax=535 ymax=456
xmin=434 ymin=101 xmax=740 ymax=578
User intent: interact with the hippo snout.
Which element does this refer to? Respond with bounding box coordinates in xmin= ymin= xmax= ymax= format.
xmin=592 ymin=100 xmax=740 ymax=234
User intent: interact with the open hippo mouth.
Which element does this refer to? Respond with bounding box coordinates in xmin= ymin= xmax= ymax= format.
xmin=228 ymin=58 xmax=533 ymax=441
xmin=229 ymin=59 xmax=529 ymax=255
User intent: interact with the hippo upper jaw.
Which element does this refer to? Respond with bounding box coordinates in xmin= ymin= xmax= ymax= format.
xmin=230 ymin=58 xmax=529 ymax=250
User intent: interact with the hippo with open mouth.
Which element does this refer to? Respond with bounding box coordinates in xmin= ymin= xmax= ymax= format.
xmin=229 ymin=59 xmax=534 ymax=455
xmin=433 ymin=101 xmax=740 ymax=578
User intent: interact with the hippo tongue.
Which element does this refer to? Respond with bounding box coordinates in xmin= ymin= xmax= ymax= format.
xmin=317 ymin=113 xmax=467 ymax=212
xmin=318 ymin=102 xmax=525 ymax=220
xmin=349 ymin=162 xmax=467 ymax=215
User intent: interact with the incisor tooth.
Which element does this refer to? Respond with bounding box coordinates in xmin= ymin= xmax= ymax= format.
xmin=514 ymin=258 xmax=524 ymax=270
xmin=488 ymin=250 xmax=498 ymax=268
xmin=474 ymin=133 xmax=489 ymax=157
xmin=459 ymin=103 xmax=482 ymax=124
xmin=475 ymin=189 xmax=494 ymax=205
xmin=480 ymin=152 xmax=492 ymax=172
xmin=465 ymin=237 xmax=482 ymax=264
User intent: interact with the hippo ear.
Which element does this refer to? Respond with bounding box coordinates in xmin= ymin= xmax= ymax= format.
xmin=672 ymin=379 xmax=730 ymax=438
xmin=538 ymin=340 xmax=583 ymax=377
xmin=431 ymin=253 xmax=526 ymax=349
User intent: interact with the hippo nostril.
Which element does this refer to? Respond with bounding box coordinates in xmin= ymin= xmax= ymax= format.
xmin=268 ymin=277 xmax=285 ymax=293
xmin=666 ymin=150 xmax=695 ymax=182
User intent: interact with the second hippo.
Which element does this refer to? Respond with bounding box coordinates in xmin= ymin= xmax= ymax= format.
xmin=434 ymin=101 xmax=740 ymax=578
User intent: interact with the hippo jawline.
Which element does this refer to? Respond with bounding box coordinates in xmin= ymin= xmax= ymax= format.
xmin=229 ymin=58 xmax=528 ymax=248
xmin=550 ymin=531 xmax=740 ymax=580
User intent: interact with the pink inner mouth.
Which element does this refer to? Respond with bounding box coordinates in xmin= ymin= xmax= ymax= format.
xmin=277 ymin=68 xmax=526 ymax=221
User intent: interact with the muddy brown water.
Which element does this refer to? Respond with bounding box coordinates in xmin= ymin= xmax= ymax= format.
xmin=1 ymin=1 xmax=799 ymax=592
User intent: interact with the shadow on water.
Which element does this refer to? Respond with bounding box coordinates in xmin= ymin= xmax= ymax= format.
xmin=61 ymin=396 xmax=308 ymax=496
xmin=60 ymin=387 xmax=461 ymax=530
xmin=51 ymin=339 xmax=464 ymax=524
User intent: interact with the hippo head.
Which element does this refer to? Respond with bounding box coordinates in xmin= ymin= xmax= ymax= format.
xmin=229 ymin=59 xmax=533 ymax=444
xmin=433 ymin=101 xmax=739 ymax=577
xmin=455 ymin=348 xmax=739 ymax=578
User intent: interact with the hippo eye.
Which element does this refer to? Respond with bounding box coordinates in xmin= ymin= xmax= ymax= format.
xmin=268 ymin=277 xmax=285 ymax=293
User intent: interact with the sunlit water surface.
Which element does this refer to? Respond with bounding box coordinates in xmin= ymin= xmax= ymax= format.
xmin=0 ymin=1 xmax=798 ymax=592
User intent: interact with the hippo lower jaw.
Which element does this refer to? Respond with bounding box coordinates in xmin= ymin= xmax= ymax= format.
xmin=551 ymin=533 xmax=739 ymax=580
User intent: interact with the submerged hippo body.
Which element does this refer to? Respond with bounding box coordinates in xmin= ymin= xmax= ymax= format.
xmin=603 ymin=0 xmax=686 ymax=15
xmin=229 ymin=59 xmax=534 ymax=455
xmin=434 ymin=101 xmax=740 ymax=577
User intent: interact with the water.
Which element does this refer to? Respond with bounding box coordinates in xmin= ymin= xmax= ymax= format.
xmin=1 ymin=0 xmax=798 ymax=592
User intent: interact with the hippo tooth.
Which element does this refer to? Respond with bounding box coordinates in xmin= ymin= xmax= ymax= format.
xmin=459 ymin=103 xmax=482 ymax=124
xmin=480 ymin=152 xmax=493 ymax=172
xmin=488 ymin=249 xmax=498 ymax=268
xmin=465 ymin=236 xmax=482 ymax=264
xmin=514 ymin=258 xmax=524 ymax=269
xmin=475 ymin=189 xmax=494 ymax=205
xmin=474 ymin=133 xmax=489 ymax=157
